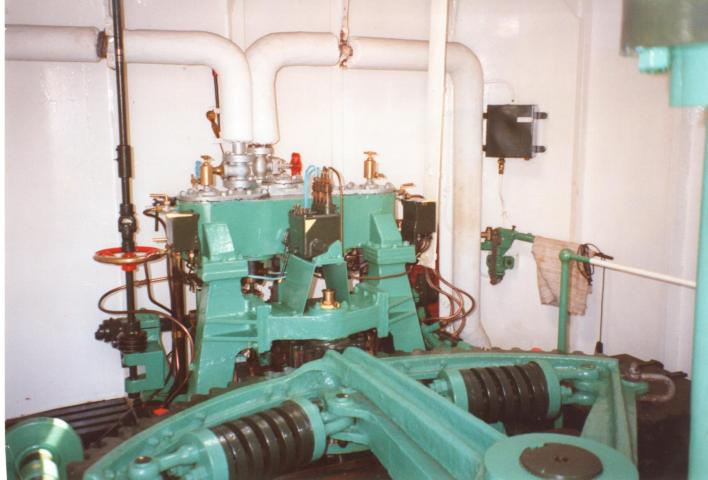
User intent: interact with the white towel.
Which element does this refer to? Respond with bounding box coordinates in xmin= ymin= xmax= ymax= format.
xmin=531 ymin=236 xmax=591 ymax=316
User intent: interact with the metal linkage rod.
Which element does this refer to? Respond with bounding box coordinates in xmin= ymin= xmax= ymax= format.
xmin=111 ymin=0 xmax=138 ymax=317
xmin=557 ymin=249 xmax=695 ymax=353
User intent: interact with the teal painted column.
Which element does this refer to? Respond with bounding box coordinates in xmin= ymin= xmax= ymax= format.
xmin=689 ymin=124 xmax=708 ymax=478
xmin=557 ymin=249 xmax=572 ymax=353
xmin=638 ymin=43 xmax=708 ymax=478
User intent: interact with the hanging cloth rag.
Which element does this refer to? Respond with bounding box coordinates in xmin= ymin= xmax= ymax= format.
xmin=531 ymin=236 xmax=591 ymax=315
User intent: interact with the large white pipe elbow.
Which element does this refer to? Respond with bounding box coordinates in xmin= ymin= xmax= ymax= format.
xmin=246 ymin=32 xmax=339 ymax=145
xmin=6 ymin=26 xmax=252 ymax=143
xmin=5 ymin=25 xmax=101 ymax=63
xmin=347 ymin=36 xmax=489 ymax=346
xmin=124 ymin=30 xmax=251 ymax=143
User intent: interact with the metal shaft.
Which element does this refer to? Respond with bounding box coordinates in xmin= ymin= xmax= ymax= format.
xmin=111 ymin=0 xmax=138 ymax=317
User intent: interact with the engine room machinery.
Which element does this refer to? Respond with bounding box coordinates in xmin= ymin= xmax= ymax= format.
xmin=6 ymin=0 xmax=707 ymax=478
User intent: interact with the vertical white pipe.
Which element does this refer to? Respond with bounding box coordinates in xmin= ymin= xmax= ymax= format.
xmin=425 ymin=0 xmax=450 ymax=268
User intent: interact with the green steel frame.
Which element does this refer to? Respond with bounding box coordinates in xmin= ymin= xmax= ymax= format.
xmin=173 ymin=192 xmax=426 ymax=396
xmin=84 ymin=348 xmax=644 ymax=479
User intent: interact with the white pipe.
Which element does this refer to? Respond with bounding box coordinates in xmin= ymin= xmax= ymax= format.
xmin=5 ymin=25 xmax=101 ymax=63
xmin=347 ymin=37 xmax=489 ymax=346
xmin=423 ymin=0 xmax=450 ymax=271
xmin=5 ymin=25 xmax=252 ymax=143
xmin=246 ymin=32 xmax=340 ymax=145
xmin=426 ymin=0 xmax=449 ymax=205
xmin=588 ymin=258 xmax=696 ymax=289
xmin=124 ymin=30 xmax=251 ymax=143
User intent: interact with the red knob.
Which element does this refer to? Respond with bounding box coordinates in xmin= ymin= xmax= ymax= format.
xmin=290 ymin=152 xmax=302 ymax=176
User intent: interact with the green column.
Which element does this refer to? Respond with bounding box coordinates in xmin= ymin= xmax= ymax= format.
xmin=558 ymin=249 xmax=572 ymax=353
xmin=689 ymin=124 xmax=708 ymax=478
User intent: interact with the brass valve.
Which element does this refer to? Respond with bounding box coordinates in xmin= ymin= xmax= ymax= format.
xmin=191 ymin=155 xmax=224 ymax=187
xmin=363 ymin=151 xmax=384 ymax=181
xmin=320 ymin=288 xmax=340 ymax=309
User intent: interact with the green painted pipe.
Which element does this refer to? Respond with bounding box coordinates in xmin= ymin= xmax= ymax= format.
xmin=689 ymin=119 xmax=708 ymax=478
xmin=557 ymin=249 xmax=590 ymax=353
xmin=638 ymin=42 xmax=708 ymax=478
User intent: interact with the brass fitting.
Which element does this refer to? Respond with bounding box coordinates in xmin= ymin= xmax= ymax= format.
xmin=363 ymin=151 xmax=384 ymax=181
xmin=320 ymin=288 xmax=340 ymax=309
xmin=193 ymin=155 xmax=225 ymax=187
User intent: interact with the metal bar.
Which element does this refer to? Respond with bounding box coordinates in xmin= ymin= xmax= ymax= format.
xmin=110 ymin=0 xmax=138 ymax=318
xmin=512 ymin=230 xmax=535 ymax=243
xmin=558 ymin=248 xmax=696 ymax=353
xmin=588 ymin=257 xmax=695 ymax=288
xmin=689 ymin=121 xmax=708 ymax=478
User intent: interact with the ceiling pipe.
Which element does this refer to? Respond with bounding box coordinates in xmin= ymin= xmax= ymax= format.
xmin=5 ymin=25 xmax=101 ymax=63
xmin=246 ymin=32 xmax=340 ymax=146
xmin=346 ymin=36 xmax=490 ymax=347
xmin=5 ymin=25 xmax=252 ymax=144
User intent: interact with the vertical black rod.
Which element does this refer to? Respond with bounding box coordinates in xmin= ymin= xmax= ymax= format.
xmin=111 ymin=0 xmax=138 ymax=317
xmin=168 ymin=254 xmax=188 ymax=401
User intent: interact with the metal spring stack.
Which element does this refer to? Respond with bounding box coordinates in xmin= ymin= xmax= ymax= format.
xmin=118 ymin=330 xmax=148 ymax=354
xmin=210 ymin=400 xmax=315 ymax=479
xmin=459 ymin=362 xmax=550 ymax=424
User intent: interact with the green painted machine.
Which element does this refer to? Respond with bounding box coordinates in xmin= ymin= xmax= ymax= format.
xmin=80 ymin=349 xmax=644 ymax=479
xmin=9 ymin=0 xmax=703 ymax=478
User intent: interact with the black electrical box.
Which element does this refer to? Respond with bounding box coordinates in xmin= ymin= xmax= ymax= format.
xmin=484 ymin=104 xmax=547 ymax=159
xmin=288 ymin=210 xmax=341 ymax=260
xmin=166 ymin=211 xmax=200 ymax=252
xmin=400 ymin=199 xmax=436 ymax=244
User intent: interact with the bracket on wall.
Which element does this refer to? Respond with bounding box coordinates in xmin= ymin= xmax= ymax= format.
xmin=483 ymin=104 xmax=547 ymax=174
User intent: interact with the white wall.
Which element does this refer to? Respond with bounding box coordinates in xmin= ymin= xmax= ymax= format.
xmin=5 ymin=0 xmax=704 ymax=417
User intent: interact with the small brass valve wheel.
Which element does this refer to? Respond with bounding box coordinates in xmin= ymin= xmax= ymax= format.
xmin=94 ymin=246 xmax=165 ymax=272
xmin=363 ymin=151 xmax=384 ymax=181
xmin=320 ymin=288 xmax=340 ymax=309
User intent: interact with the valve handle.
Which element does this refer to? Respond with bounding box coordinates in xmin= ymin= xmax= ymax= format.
xmin=94 ymin=246 xmax=165 ymax=272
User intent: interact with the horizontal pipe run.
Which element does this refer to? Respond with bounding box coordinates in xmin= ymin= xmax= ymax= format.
xmin=5 ymin=25 xmax=253 ymax=143
xmin=5 ymin=25 xmax=101 ymax=62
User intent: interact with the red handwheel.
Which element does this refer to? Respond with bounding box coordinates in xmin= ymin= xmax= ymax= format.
xmin=94 ymin=246 xmax=165 ymax=272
